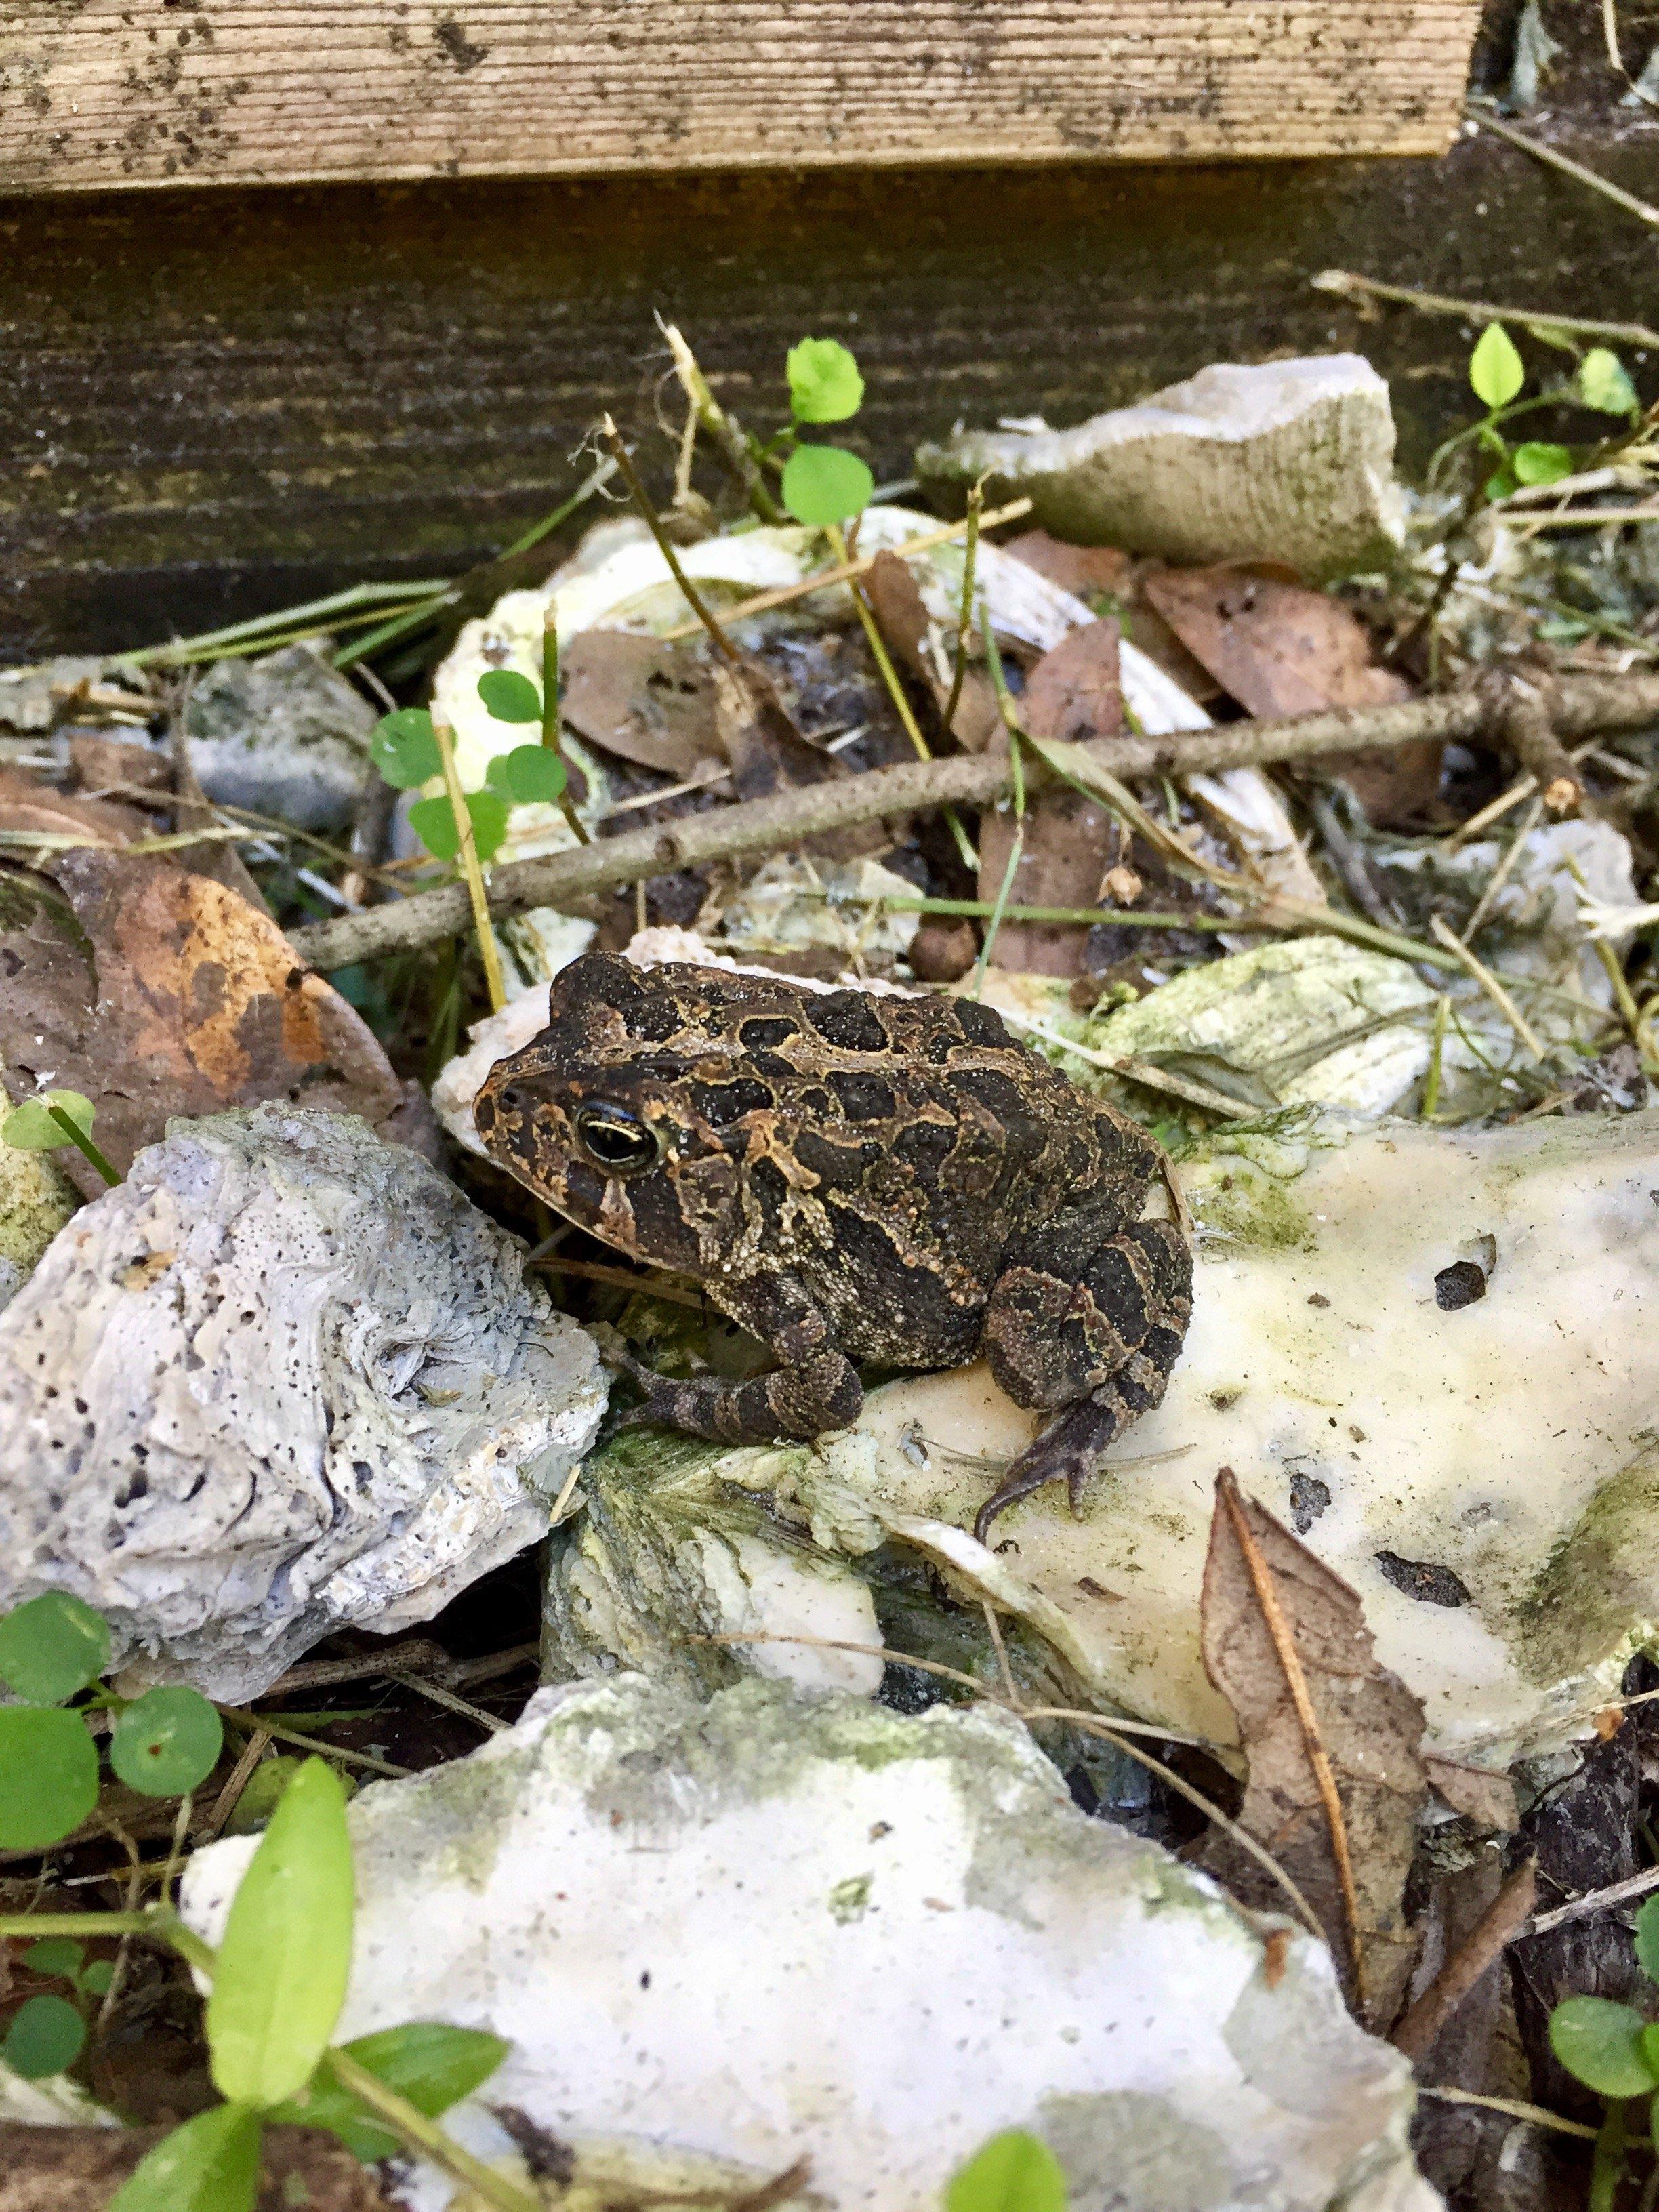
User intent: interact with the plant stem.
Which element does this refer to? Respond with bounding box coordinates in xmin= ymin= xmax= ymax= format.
xmin=1473 ymin=106 xmax=1659 ymax=232
xmin=660 ymin=321 xmax=784 ymax=525
xmin=120 ymin=583 xmax=451 ymax=672
xmin=541 ymin=615 xmax=590 ymax=847
xmin=48 ymin=1105 xmax=119 ymax=1186
xmin=1422 ymin=995 xmax=1451 ymax=1119
xmin=1589 ymin=2100 xmax=1629 ymax=2212
xmin=431 ymin=718 xmax=507 ymax=1016
xmin=601 ymin=415 xmax=741 ymax=668
xmin=656 ymin=497 xmax=1031 ymax=642
xmin=939 ymin=480 xmax=984 ymax=741
xmin=327 ymin=2048 xmax=544 ymax=2212
xmin=1311 ymin=268 xmax=1659 ymax=352
xmin=824 ymin=520 xmax=980 ymax=872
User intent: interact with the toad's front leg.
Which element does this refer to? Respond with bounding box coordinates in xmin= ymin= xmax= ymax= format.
xmin=974 ymin=1213 xmax=1191 ymax=1544
xmin=607 ymin=1269 xmax=863 ymax=1446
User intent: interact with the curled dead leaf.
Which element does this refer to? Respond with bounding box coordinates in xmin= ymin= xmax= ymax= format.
xmin=1200 ymin=1467 xmax=1428 ymax=2027
xmin=559 ymin=630 xmax=722 ymax=778
xmin=0 ymin=848 xmax=405 ymax=1199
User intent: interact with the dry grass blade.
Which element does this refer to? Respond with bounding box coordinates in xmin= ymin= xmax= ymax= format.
xmin=1202 ymin=1468 xmax=1429 ymax=2024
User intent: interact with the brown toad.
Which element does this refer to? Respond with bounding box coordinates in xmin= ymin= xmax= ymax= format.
xmin=474 ymin=953 xmax=1191 ymax=1540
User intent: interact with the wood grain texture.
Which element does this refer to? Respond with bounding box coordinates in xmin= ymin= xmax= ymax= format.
xmin=5 ymin=98 xmax=1659 ymax=660
xmin=1 ymin=2 xmax=1483 ymax=192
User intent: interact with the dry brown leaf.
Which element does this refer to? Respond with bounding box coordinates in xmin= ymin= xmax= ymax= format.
xmin=65 ymin=733 xmax=173 ymax=798
xmin=975 ymin=619 xmax=1130 ymax=978
xmin=1423 ymin=1756 xmax=1519 ymax=1833
xmin=1021 ymin=617 xmax=1125 ymax=747
xmin=1141 ymin=562 xmax=1436 ymax=827
xmin=0 ymin=765 xmax=150 ymax=849
xmin=862 ymin=550 xmax=1002 ymax=753
xmin=1201 ymin=1467 xmax=1427 ymax=2026
xmin=559 ymin=630 xmax=722 ymax=777
xmin=0 ymin=848 xmax=404 ymax=1198
xmin=1001 ymin=531 xmax=1223 ymax=704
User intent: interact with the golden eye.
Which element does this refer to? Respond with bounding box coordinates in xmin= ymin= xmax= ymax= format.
xmin=574 ymin=1103 xmax=659 ymax=1176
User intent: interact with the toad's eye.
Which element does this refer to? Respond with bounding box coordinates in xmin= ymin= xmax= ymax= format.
xmin=573 ymin=1103 xmax=660 ymax=1176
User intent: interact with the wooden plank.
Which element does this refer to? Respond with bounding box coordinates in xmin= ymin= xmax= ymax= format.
xmin=5 ymin=102 xmax=1656 ymax=659
xmin=0 ymin=2 xmax=1481 ymax=193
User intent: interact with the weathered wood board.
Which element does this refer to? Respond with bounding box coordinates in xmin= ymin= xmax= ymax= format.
xmin=1 ymin=3 xmax=1483 ymax=193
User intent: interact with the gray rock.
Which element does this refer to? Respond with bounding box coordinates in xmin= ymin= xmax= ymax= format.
xmin=916 ymin=355 xmax=1403 ymax=581
xmin=0 ymin=1104 xmax=607 ymax=1699
xmin=182 ymin=644 xmax=377 ymax=832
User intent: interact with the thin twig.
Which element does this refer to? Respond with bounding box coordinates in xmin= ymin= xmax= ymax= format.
xmin=216 ymin=1706 xmax=409 ymax=1779
xmin=941 ymin=480 xmax=985 ymax=741
xmin=1391 ymin=1862 xmax=1537 ymax=2062
xmin=657 ymin=499 xmax=1033 ymax=642
xmin=602 ymin=415 xmax=741 ymax=668
xmin=1429 ymin=915 xmax=1547 ymax=1060
xmin=382 ymin=1666 xmax=510 ymax=1736
xmin=432 ymin=717 xmax=507 ymax=1015
xmin=1530 ymin=1862 xmax=1659 ymax=1937
xmin=201 ymin=1727 xmax=273 ymax=1843
xmin=285 ymin=672 xmax=1659 ymax=972
xmin=1310 ymin=269 xmax=1659 ymax=352
xmin=981 ymin=1601 xmax=1019 ymax=1707
xmin=996 ymin=1009 xmax=1259 ymax=1121
xmin=1418 ymin=2086 xmax=1599 ymax=2143
xmin=1471 ymin=107 xmax=1659 ymax=232
xmin=1216 ymin=1469 xmax=1365 ymax=1994
xmin=1460 ymin=796 xmax=1544 ymax=945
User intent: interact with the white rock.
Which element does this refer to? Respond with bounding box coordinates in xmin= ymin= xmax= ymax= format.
xmin=708 ymin=1111 xmax=1659 ymax=1770
xmin=181 ymin=1677 xmax=1434 ymax=2212
xmin=0 ymin=1104 xmax=607 ymax=1700
xmin=0 ymin=1130 xmax=79 ymax=1312
xmin=916 ymin=356 xmax=1404 ymax=580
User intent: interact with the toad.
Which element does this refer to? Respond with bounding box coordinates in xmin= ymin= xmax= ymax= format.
xmin=475 ymin=954 xmax=1191 ymax=1541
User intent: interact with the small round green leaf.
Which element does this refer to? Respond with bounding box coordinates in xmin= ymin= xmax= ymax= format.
xmin=207 ymin=1755 xmax=354 ymax=2110
xmin=1513 ymin=441 xmax=1574 ymax=487
xmin=1579 ymin=348 xmax=1638 ymax=416
xmin=477 ymin=668 xmax=543 ymax=723
xmin=110 ymin=1685 xmax=223 ymax=1797
xmin=79 ymin=1960 xmax=115 ymax=1998
xmin=787 ymin=336 xmax=865 ymax=424
xmin=487 ymin=744 xmax=568 ymax=804
xmin=2 ymin=1993 xmax=87 ymax=2080
xmin=407 ymin=788 xmax=510 ymax=864
xmin=782 ymin=444 xmax=874 ymax=527
xmin=369 ymin=708 xmax=441 ymax=790
xmin=1483 ymin=466 xmax=1518 ymax=504
xmin=106 ymin=2102 xmax=263 ymax=2212
xmin=1549 ymin=1996 xmax=1657 ymax=2097
xmin=1470 ymin=323 xmax=1525 ymax=410
xmin=947 ymin=2131 xmax=1069 ymax=2212
xmin=2 ymin=1091 xmax=97 ymax=1155
xmin=0 ymin=1707 xmax=100 ymax=1850
xmin=22 ymin=1938 xmax=85 ymax=1982
xmin=0 ymin=1590 xmax=112 ymax=1704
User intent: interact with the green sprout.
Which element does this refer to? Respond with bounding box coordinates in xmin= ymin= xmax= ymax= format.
xmin=779 ymin=335 xmax=875 ymax=527
xmin=2 ymin=1090 xmax=119 ymax=1187
xmin=1437 ymin=323 xmax=1641 ymax=504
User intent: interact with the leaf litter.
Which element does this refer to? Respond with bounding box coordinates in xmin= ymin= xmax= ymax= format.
xmin=4 ymin=307 xmax=1659 ymax=2209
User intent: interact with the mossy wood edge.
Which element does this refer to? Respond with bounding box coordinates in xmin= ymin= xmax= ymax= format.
xmin=3 ymin=1 xmax=1482 ymax=194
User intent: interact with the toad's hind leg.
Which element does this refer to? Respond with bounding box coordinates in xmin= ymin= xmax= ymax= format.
xmin=608 ymin=1269 xmax=863 ymax=1446
xmin=975 ymin=1215 xmax=1191 ymax=1546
